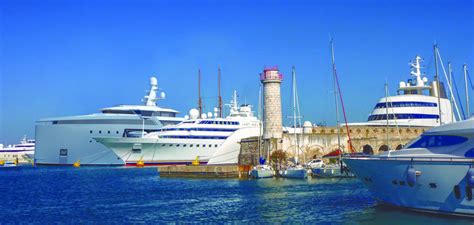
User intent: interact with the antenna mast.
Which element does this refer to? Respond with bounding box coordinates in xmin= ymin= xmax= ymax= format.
xmin=198 ymin=69 xmax=202 ymax=115
xmin=433 ymin=44 xmax=443 ymax=125
xmin=218 ymin=66 xmax=223 ymax=118
xmin=464 ymin=64 xmax=470 ymax=117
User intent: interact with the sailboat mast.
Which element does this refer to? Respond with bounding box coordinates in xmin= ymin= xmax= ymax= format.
xmin=464 ymin=64 xmax=470 ymax=117
xmin=198 ymin=69 xmax=203 ymax=115
xmin=433 ymin=44 xmax=443 ymax=125
xmin=385 ymin=82 xmax=389 ymax=148
xmin=330 ymin=39 xmax=342 ymax=152
xmin=292 ymin=66 xmax=299 ymax=165
xmin=218 ymin=66 xmax=223 ymax=118
xmin=448 ymin=63 xmax=455 ymax=122
xmin=257 ymin=84 xmax=263 ymax=160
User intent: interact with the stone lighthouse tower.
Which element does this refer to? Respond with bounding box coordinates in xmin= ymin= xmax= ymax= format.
xmin=260 ymin=66 xmax=283 ymax=153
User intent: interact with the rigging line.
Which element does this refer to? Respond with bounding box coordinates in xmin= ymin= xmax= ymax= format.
xmin=436 ymin=50 xmax=462 ymax=120
xmin=452 ymin=72 xmax=466 ymax=119
xmin=468 ymin=70 xmax=474 ymax=90
xmin=334 ymin=69 xmax=354 ymax=152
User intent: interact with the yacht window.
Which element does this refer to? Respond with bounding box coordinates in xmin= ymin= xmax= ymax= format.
xmin=197 ymin=144 xmax=200 ymax=147
xmin=177 ymin=144 xmax=180 ymax=147
xmin=407 ymin=135 xmax=468 ymax=148
xmin=162 ymin=144 xmax=166 ymax=146
xmin=108 ymin=131 xmax=110 ymax=134
xmin=203 ymin=144 xmax=206 ymax=147
xmin=190 ymin=144 xmax=193 ymax=147
xmin=169 ymin=144 xmax=173 ymax=147
xmin=215 ymin=144 xmax=218 ymax=147
xmin=102 ymin=109 xmax=135 ymax=114
xmin=99 ymin=131 xmax=102 ymax=134
xmin=116 ymin=131 xmax=119 ymax=134
xmin=90 ymin=130 xmax=93 ymax=134
xmin=183 ymin=144 xmax=187 ymax=147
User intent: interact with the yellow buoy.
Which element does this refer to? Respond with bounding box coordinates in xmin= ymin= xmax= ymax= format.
xmin=136 ymin=157 xmax=145 ymax=168
xmin=73 ymin=160 xmax=81 ymax=167
xmin=0 ymin=160 xmax=4 ymax=166
xmin=192 ymin=156 xmax=200 ymax=166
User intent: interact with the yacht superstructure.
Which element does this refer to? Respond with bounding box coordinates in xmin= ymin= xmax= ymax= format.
xmin=357 ymin=56 xmax=454 ymax=127
xmin=34 ymin=77 xmax=183 ymax=165
xmin=344 ymin=118 xmax=474 ymax=217
xmin=0 ymin=136 xmax=35 ymax=163
xmin=95 ymin=91 xmax=261 ymax=166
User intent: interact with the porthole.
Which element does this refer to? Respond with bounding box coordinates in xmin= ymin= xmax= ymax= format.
xmin=183 ymin=144 xmax=187 ymax=147
xmin=108 ymin=131 xmax=111 ymax=134
xmin=399 ymin=181 xmax=406 ymax=186
xmin=177 ymin=144 xmax=180 ymax=147
xmin=90 ymin=130 xmax=93 ymax=134
xmin=116 ymin=131 xmax=119 ymax=134
xmin=197 ymin=144 xmax=200 ymax=147
xmin=169 ymin=144 xmax=173 ymax=147
xmin=161 ymin=144 xmax=165 ymax=146
xmin=215 ymin=144 xmax=218 ymax=147
xmin=99 ymin=131 xmax=102 ymax=134
xmin=392 ymin=180 xmax=398 ymax=185
xmin=190 ymin=144 xmax=193 ymax=147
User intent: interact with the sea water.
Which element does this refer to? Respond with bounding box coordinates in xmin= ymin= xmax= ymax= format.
xmin=1 ymin=166 xmax=472 ymax=224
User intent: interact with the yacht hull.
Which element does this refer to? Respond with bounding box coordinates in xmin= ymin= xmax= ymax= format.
xmin=35 ymin=122 xmax=161 ymax=166
xmin=95 ymin=137 xmax=222 ymax=166
xmin=281 ymin=168 xmax=308 ymax=179
xmin=344 ymin=157 xmax=474 ymax=217
xmin=250 ymin=169 xmax=274 ymax=179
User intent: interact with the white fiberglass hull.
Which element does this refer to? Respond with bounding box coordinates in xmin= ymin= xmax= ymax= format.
xmin=95 ymin=137 xmax=223 ymax=166
xmin=344 ymin=157 xmax=474 ymax=217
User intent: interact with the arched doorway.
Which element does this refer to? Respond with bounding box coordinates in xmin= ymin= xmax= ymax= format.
xmin=363 ymin=145 xmax=374 ymax=155
xmin=396 ymin=144 xmax=403 ymax=150
xmin=379 ymin=145 xmax=389 ymax=152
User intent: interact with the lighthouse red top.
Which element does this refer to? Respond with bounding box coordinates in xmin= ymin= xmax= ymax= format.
xmin=260 ymin=66 xmax=283 ymax=81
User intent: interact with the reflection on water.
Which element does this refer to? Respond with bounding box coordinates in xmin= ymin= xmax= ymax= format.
xmin=0 ymin=167 xmax=472 ymax=224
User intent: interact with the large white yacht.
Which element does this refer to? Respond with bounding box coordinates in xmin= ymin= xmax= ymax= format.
xmin=354 ymin=56 xmax=455 ymax=127
xmin=344 ymin=118 xmax=474 ymax=217
xmin=34 ymin=77 xmax=183 ymax=165
xmin=0 ymin=136 xmax=35 ymax=163
xmin=95 ymin=91 xmax=261 ymax=166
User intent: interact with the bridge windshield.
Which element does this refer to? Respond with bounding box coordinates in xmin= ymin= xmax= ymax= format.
xmin=406 ymin=135 xmax=468 ymax=148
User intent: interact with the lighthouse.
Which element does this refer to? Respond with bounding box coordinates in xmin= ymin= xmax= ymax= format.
xmin=260 ymin=66 xmax=283 ymax=153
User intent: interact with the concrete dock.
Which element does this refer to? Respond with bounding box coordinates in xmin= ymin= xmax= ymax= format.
xmin=158 ymin=165 xmax=251 ymax=179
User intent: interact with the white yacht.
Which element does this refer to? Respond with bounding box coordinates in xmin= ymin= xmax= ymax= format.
xmin=95 ymin=91 xmax=261 ymax=166
xmin=34 ymin=77 xmax=183 ymax=166
xmin=344 ymin=118 xmax=474 ymax=217
xmin=353 ymin=56 xmax=454 ymax=127
xmin=0 ymin=136 xmax=35 ymax=163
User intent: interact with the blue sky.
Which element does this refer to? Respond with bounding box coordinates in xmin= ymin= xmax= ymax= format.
xmin=0 ymin=0 xmax=472 ymax=143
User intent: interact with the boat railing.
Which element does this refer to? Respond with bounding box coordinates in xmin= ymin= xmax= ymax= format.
xmin=343 ymin=155 xmax=474 ymax=163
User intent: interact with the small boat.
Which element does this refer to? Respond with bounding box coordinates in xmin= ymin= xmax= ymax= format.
xmin=280 ymin=67 xmax=308 ymax=180
xmin=250 ymin=164 xmax=275 ymax=179
xmin=0 ymin=159 xmax=18 ymax=168
xmin=311 ymin=164 xmax=355 ymax=178
xmin=281 ymin=165 xmax=308 ymax=179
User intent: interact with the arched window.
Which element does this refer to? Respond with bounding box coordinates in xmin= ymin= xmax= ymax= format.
xmin=379 ymin=145 xmax=389 ymax=152
xmin=363 ymin=145 xmax=374 ymax=155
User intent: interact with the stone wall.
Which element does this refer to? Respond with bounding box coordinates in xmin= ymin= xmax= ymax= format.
xmin=238 ymin=125 xmax=428 ymax=165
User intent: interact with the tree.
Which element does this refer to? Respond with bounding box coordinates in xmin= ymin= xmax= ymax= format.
xmin=270 ymin=150 xmax=287 ymax=172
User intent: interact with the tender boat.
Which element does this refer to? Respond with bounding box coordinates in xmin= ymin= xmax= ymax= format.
xmin=343 ymin=118 xmax=474 ymax=217
xmin=280 ymin=165 xmax=309 ymax=179
xmin=250 ymin=164 xmax=275 ymax=179
xmin=0 ymin=136 xmax=35 ymax=164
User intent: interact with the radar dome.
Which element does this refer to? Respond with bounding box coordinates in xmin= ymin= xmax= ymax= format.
xmin=201 ymin=113 xmax=207 ymax=119
xmin=207 ymin=112 xmax=213 ymax=118
xmin=150 ymin=77 xmax=158 ymax=86
xmin=303 ymin=121 xmax=313 ymax=134
xmin=160 ymin=92 xmax=166 ymax=99
xmin=184 ymin=115 xmax=190 ymax=120
xmin=189 ymin=109 xmax=199 ymax=120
